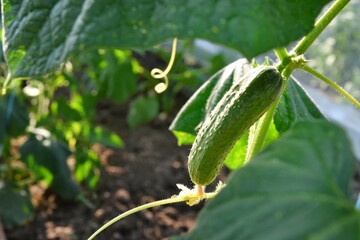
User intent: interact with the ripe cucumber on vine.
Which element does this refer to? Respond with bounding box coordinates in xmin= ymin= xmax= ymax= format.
xmin=187 ymin=66 xmax=283 ymax=187
xmin=87 ymin=0 xmax=359 ymax=239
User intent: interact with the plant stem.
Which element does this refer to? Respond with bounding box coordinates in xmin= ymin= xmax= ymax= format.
xmin=87 ymin=190 xmax=218 ymax=240
xmin=274 ymin=47 xmax=293 ymax=73
xmin=244 ymin=0 xmax=349 ymax=163
xmin=87 ymin=197 xmax=185 ymax=240
xmin=293 ymin=0 xmax=350 ymax=55
xmin=244 ymin=102 xmax=277 ymax=164
xmin=302 ymin=65 xmax=360 ymax=109
xmin=244 ymin=48 xmax=295 ymax=163
xmin=274 ymin=47 xmax=289 ymax=61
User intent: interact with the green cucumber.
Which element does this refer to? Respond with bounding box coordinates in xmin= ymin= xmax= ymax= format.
xmin=188 ymin=66 xmax=283 ymax=186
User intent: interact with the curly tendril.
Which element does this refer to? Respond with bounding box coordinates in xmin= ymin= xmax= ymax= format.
xmin=151 ymin=38 xmax=177 ymax=93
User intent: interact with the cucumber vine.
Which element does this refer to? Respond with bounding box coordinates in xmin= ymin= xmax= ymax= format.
xmin=88 ymin=0 xmax=357 ymax=238
xmin=245 ymin=0 xmax=356 ymax=162
xmin=301 ymin=64 xmax=360 ymax=109
xmin=87 ymin=182 xmax=224 ymax=240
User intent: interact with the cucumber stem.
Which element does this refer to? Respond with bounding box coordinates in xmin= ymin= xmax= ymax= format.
xmin=244 ymin=97 xmax=278 ymax=164
xmin=87 ymin=197 xmax=186 ymax=240
xmin=244 ymin=48 xmax=293 ymax=163
xmin=301 ymin=64 xmax=360 ymax=109
xmin=245 ymin=0 xmax=349 ymax=163
xmin=87 ymin=184 xmax=219 ymax=240
xmin=293 ymin=0 xmax=350 ymax=55
xmin=274 ymin=47 xmax=289 ymax=61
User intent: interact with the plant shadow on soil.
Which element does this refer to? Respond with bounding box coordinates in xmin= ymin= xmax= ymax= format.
xmin=5 ymin=97 xmax=227 ymax=240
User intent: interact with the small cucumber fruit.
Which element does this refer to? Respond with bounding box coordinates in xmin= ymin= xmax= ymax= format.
xmin=188 ymin=66 xmax=283 ymax=186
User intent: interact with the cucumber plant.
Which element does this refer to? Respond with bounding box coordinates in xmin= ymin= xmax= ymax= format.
xmin=2 ymin=0 xmax=360 ymax=239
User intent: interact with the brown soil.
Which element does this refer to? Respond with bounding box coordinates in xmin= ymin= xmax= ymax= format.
xmin=5 ymin=98 xmax=227 ymax=240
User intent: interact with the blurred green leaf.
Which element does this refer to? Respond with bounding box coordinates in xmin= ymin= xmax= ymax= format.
xmin=20 ymin=130 xmax=80 ymax=198
xmin=0 ymin=21 xmax=3 ymax=61
xmin=274 ymin=77 xmax=324 ymax=133
xmin=97 ymin=50 xmax=138 ymax=103
xmin=3 ymin=0 xmax=331 ymax=78
xmin=0 ymin=93 xmax=29 ymax=137
xmin=0 ymin=182 xmax=34 ymax=227
xmin=176 ymin=120 xmax=358 ymax=240
xmin=69 ymin=93 xmax=97 ymax=120
xmin=127 ymin=94 xmax=159 ymax=128
xmin=0 ymin=42 xmax=3 ymax=62
xmin=74 ymin=149 xmax=101 ymax=189
xmin=83 ymin=126 xmax=123 ymax=148
xmin=208 ymin=54 xmax=228 ymax=75
xmin=51 ymin=98 xmax=82 ymax=122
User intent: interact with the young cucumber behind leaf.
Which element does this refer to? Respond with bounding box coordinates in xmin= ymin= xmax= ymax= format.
xmin=188 ymin=66 xmax=283 ymax=186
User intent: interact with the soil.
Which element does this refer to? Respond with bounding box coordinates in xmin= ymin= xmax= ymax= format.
xmin=4 ymin=97 xmax=227 ymax=240
xmin=5 ymin=94 xmax=360 ymax=240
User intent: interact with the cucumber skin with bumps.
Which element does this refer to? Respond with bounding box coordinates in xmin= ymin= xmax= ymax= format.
xmin=188 ymin=66 xmax=283 ymax=186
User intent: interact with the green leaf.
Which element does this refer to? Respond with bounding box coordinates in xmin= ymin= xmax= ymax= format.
xmin=223 ymin=132 xmax=248 ymax=170
xmin=51 ymin=98 xmax=83 ymax=122
xmin=170 ymin=80 xmax=215 ymax=137
xmin=83 ymin=126 xmax=123 ymax=148
xmin=127 ymin=94 xmax=159 ymax=128
xmin=176 ymin=120 xmax=359 ymax=240
xmin=3 ymin=0 xmax=331 ymax=78
xmin=97 ymin=50 xmax=138 ymax=104
xmin=224 ymin=119 xmax=279 ymax=170
xmin=20 ymin=130 xmax=80 ymax=198
xmin=0 ymin=182 xmax=34 ymax=227
xmin=172 ymin=131 xmax=196 ymax=146
xmin=170 ymin=59 xmax=251 ymax=140
xmin=0 ymin=93 xmax=29 ymax=137
xmin=74 ymin=149 xmax=101 ymax=189
xmin=274 ymin=77 xmax=324 ymax=133
xmin=0 ymin=40 xmax=3 ymax=62
xmin=69 ymin=93 xmax=97 ymax=120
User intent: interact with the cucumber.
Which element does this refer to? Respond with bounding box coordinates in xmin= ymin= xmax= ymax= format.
xmin=188 ymin=66 xmax=283 ymax=186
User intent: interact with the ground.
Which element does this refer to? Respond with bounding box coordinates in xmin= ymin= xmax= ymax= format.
xmin=4 ymin=97 xmax=360 ymax=240
xmin=5 ymin=98 xmax=227 ymax=240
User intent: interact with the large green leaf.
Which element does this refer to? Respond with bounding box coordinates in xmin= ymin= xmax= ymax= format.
xmin=127 ymin=94 xmax=159 ymax=128
xmin=274 ymin=77 xmax=324 ymax=133
xmin=20 ymin=130 xmax=80 ymax=198
xmin=2 ymin=0 xmax=331 ymax=78
xmin=0 ymin=182 xmax=34 ymax=227
xmin=176 ymin=120 xmax=359 ymax=240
